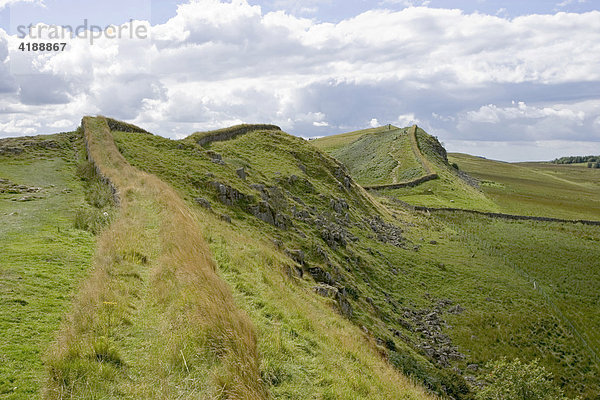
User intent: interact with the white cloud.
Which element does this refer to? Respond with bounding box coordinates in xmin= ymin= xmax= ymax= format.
xmin=557 ymin=0 xmax=587 ymax=8
xmin=0 ymin=0 xmax=599 ymax=160
xmin=466 ymin=102 xmax=587 ymax=125
xmin=0 ymin=0 xmax=43 ymax=9
xmin=370 ymin=118 xmax=379 ymax=127
xmin=46 ymin=119 xmax=73 ymax=129
xmin=396 ymin=113 xmax=419 ymax=126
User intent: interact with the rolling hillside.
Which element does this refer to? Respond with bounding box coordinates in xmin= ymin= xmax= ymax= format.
xmin=1 ymin=118 xmax=599 ymax=399
xmin=313 ymin=126 xmax=497 ymax=211
xmin=449 ymin=153 xmax=600 ymax=220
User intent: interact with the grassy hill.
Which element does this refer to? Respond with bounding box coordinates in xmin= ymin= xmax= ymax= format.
xmin=1 ymin=118 xmax=599 ymax=399
xmin=314 ymin=126 xmax=497 ymax=211
xmin=449 ymin=153 xmax=600 ymax=220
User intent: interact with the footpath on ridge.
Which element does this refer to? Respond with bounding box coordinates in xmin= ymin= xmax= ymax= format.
xmin=44 ymin=116 xmax=267 ymax=399
xmin=363 ymin=125 xmax=438 ymax=191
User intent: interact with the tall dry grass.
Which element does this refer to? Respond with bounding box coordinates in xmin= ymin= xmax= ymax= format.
xmin=44 ymin=116 xmax=266 ymax=399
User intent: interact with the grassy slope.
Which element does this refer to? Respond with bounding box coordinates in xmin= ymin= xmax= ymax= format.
xmin=314 ymin=127 xmax=496 ymax=211
xmin=325 ymin=127 xmax=425 ymax=186
xmin=311 ymin=125 xmax=397 ymax=153
xmin=114 ymin=128 xmax=436 ymax=399
xmin=449 ymin=153 xmax=600 ymax=220
xmin=0 ymin=134 xmax=96 ymax=399
xmin=316 ymin=125 xmax=600 ymax=397
xmin=113 ymin=125 xmax=599 ymax=399
xmin=45 ymin=117 xmax=266 ymax=399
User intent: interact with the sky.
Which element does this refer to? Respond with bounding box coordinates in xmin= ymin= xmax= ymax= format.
xmin=0 ymin=0 xmax=599 ymax=161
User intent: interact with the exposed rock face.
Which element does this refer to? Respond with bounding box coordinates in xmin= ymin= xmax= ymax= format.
xmin=285 ymin=249 xmax=305 ymax=267
xmin=207 ymin=151 xmax=225 ymax=165
xmin=209 ymin=181 xmax=251 ymax=206
xmin=365 ymin=216 xmax=404 ymax=247
xmin=334 ymin=167 xmax=353 ymax=190
xmin=308 ymin=266 xmax=334 ymax=285
xmin=330 ymin=197 xmax=349 ymax=214
xmin=236 ymin=167 xmax=247 ymax=180
xmin=319 ymin=223 xmax=348 ymax=249
xmin=399 ymin=299 xmax=466 ymax=367
xmin=312 ymin=283 xmax=354 ymax=318
xmin=194 ymin=197 xmax=212 ymax=210
xmin=313 ymin=283 xmax=338 ymax=298
xmin=248 ymin=200 xmax=288 ymax=229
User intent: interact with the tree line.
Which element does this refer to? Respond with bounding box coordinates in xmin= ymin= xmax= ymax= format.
xmin=551 ymin=155 xmax=600 ymax=168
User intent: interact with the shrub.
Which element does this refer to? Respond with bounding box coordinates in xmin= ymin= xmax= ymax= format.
xmin=74 ymin=208 xmax=112 ymax=234
xmin=475 ymin=358 xmax=572 ymax=400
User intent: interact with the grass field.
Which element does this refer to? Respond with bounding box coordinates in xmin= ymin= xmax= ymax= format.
xmin=449 ymin=153 xmax=600 ymax=220
xmin=0 ymin=137 xmax=96 ymax=399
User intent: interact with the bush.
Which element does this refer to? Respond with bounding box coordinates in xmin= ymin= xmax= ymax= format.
xmin=74 ymin=208 xmax=112 ymax=234
xmin=389 ymin=350 xmax=473 ymax=399
xmin=476 ymin=358 xmax=572 ymax=400
xmin=86 ymin=181 xmax=114 ymax=209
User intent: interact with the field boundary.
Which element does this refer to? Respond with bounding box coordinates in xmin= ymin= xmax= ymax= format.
xmin=45 ymin=116 xmax=267 ymax=399
xmin=192 ymin=124 xmax=281 ymax=146
xmin=412 ymin=206 xmax=600 ymax=226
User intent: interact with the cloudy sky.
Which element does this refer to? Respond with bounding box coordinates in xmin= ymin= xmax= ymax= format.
xmin=0 ymin=0 xmax=599 ymax=161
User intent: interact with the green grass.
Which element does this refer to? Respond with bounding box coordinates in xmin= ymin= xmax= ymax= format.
xmin=449 ymin=153 xmax=600 ymax=220
xmin=3 ymin=118 xmax=598 ymax=399
xmin=325 ymin=127 xmax=425 ymax=186
xmin=312 ymin=125 xmax=398 ymax=153
xmin=315 ymin=126 xmax=496 ymax=210
xmin=112 ymin=124 xmax=598 ymax=398
xmin=0 ymin=143 xmax=96 ymax=399
xmin=430 ymin=211 xmax=600 ymax=399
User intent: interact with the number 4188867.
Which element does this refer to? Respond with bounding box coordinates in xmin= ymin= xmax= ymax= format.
xmin=18 ymin=42 xmax=67 ymax=52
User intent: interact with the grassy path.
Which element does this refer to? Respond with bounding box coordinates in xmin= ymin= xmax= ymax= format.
xmin=44 ymin=117 xmax=266 ymax=399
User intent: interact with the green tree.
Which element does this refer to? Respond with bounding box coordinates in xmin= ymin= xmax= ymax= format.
xmin=475 ymin=358 xmax=572 ymax=400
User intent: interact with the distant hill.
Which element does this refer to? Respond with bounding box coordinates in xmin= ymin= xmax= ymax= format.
xmin=313 ymin=125 xmax=497 ymax=211
xmin=449 ymin=153 xmax=600 ymax=220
